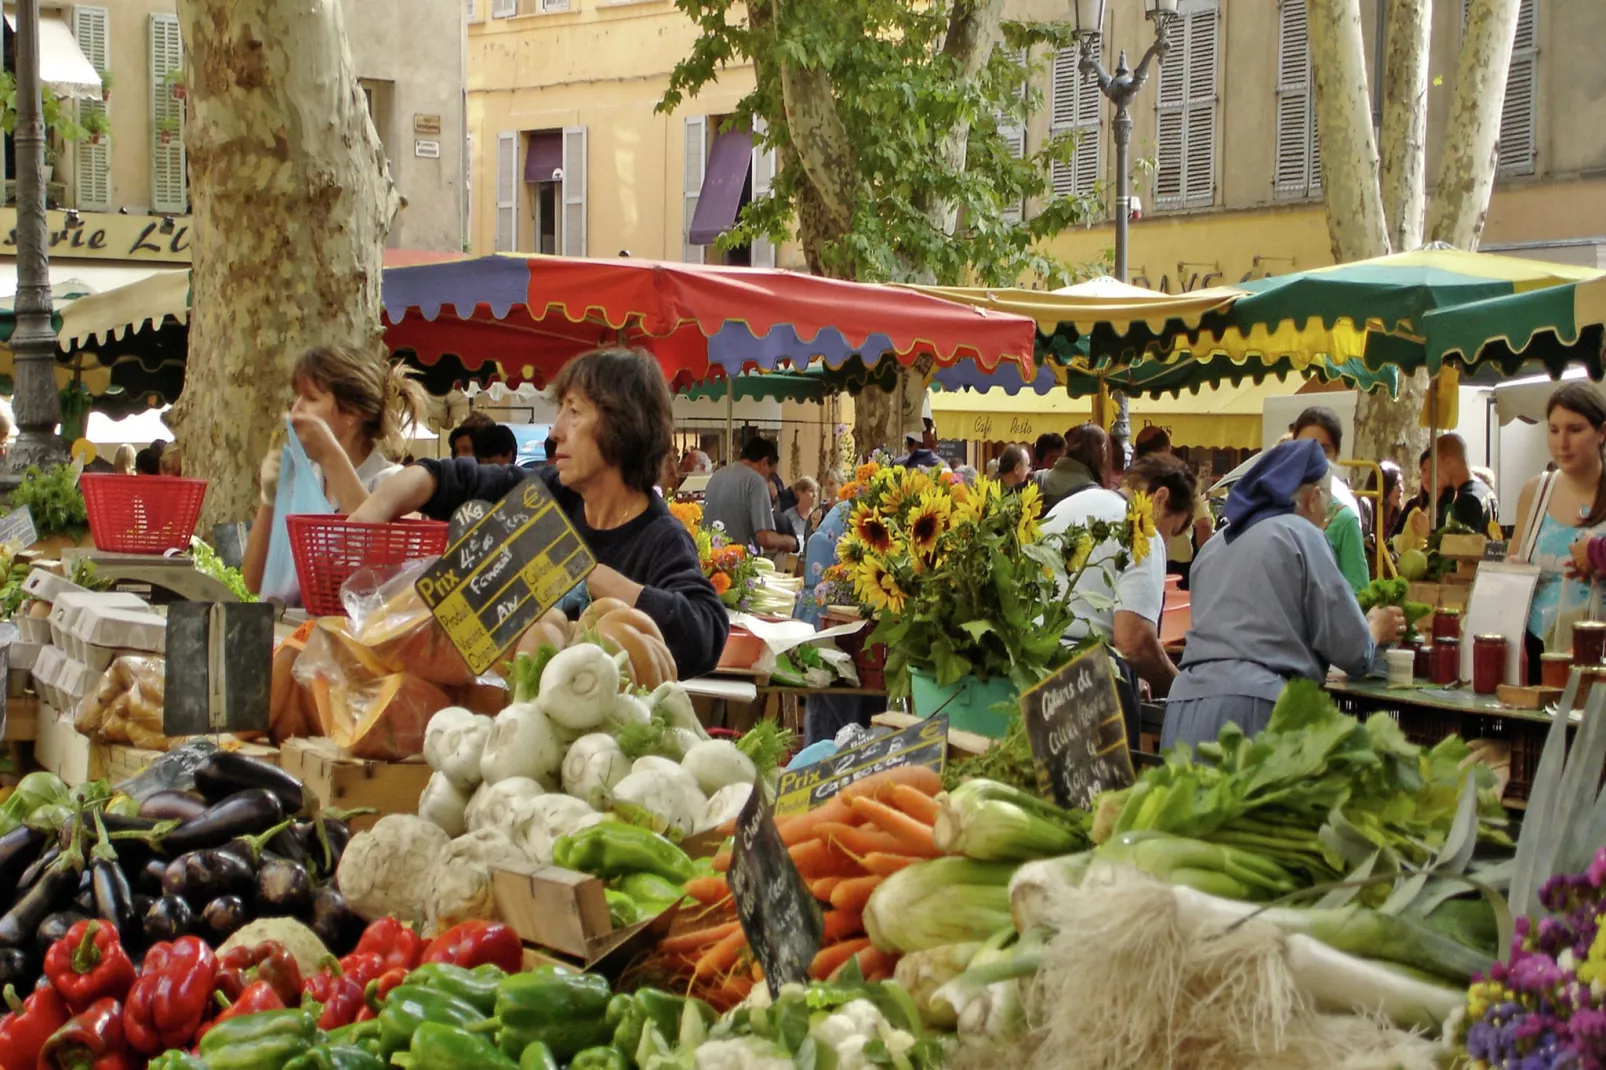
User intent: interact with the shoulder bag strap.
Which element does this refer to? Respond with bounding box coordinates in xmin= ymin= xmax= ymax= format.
xmin=1519 ymin=471 xmax=1558 ymax=563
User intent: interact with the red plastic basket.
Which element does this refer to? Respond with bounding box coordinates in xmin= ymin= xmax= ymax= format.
xmin=285 ymin=514 xmax=449 ymax=617
xmin=81 ymin=473 xmax=208 ymax=554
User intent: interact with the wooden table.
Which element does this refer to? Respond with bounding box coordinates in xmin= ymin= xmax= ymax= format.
xmin=1324 ymin=678 xmax=1562 ymax=801
xmin=684 ymin=676 xmax=888 ymax=735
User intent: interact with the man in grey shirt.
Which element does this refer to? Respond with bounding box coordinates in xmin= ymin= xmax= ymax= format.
xmin=703 ymin=437 xmax=799 ymax=553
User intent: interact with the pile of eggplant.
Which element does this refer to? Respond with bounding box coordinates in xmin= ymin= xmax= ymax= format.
xmin=0 ymin=752 xmax=366 ymax=992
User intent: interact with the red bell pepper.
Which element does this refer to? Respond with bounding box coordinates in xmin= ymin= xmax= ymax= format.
xmin=303 ymin=964 xmax=367 ymax=1031
xmin=217 ymin=941 xmax=304 ymax=1007
xmin=44 ymin=920 xmax=137 ymax=1011
xmin=0 ymin=982 xmax=70 ymax=1070
xmin=195 ymin=980 xmax=284 ymax=1043
xmin=334 ymin=951 xmax=385 ymax=988
xmin=421 ymin=920 xmax=523 ymax=973
xmin=352 ymin=918 xmax=423 ymax=973
xmin=122 ymin=936 xmax=217 ymax=1055
xmin=364 ymin=967 xmax=409 ymax=1008
xmin=37 ymin=996 xmax=128 ymax=1070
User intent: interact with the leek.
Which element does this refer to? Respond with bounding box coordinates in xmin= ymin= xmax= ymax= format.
xmin=932 ymin=779 xmax=1090 ymax=862
xmin=863 ymin=858 xmax=1017 ymax=954
xmin=1095 ymin=829 xmax=1300 ymax=901
xmin=894 ymin=941 xmax=986 ymax=1030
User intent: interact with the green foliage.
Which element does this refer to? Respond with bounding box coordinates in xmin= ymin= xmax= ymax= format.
xmin=734 ymin=719 xmax=796 ymax=779
xmin=0 ymin=72 xmax=97 ymax=145
xmin=188 ymin=537 xmax=255 ymax=603
xmin=7 ymin=465 xmax=87 ymax=539
xmin=659 ymin=2 xmax=1098 ymax=284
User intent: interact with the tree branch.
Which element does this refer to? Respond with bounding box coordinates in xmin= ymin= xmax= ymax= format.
xmin=1307 ymin=0 xmax=1389 ymax=262
xmin=773 ymin=0 xmax=856 ymax=237
xmin=920 ymin=0 xmax=1005 ymax=243
xmin=1426 ymin=0 xmax=1521 ymax=248
xmin=1380 ymin=0 xmax=1430 ymax=251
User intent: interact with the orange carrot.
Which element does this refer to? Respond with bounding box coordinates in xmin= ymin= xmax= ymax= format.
xmin=829 ymin=874 xmax=886 ymax=914
xmin=789 ymin=838 xmax=859 ymax=880
xmin=811 ymin=876 xmax=845 ymax=901
xmin=684 ymin=876 xmax=731 ymax=904
xmin=692 ymin=926 xmax=748 ymax=979
xmin=859 ymin=852 xmax=923 ymax=877
xmin=777 ymin=795 xmax=854 ymax=847
xmin=823 ymin=909 xmax=864 ymax=942
xmin=849 ymin=796 xmax=938 ymax=856
xmin=888 ymin=783 xmax=941 ymax=825
xmin=830 ymin=946 xmax=897 ymax=982
xmin=815 ymin=822 xmax=908 ymax=858
xmin=810 ymin=938 xmax=873 ymax=980
xmin=840 ymin=766 xmax=942 ymax=803
xmin=657 ymin=921 xmax=741 ymax=955
xmin=711 ymin=850 xmax=732 ymax=873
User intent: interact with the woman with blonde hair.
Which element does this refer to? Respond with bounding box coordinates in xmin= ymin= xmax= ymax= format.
xmin=242 ymin=344 xmax=427 ymax=598
xmin=112 ymin=444 xmax=137 ymax=475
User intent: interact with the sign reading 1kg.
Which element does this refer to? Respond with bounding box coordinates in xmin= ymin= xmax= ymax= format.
xmin=415 ymin=477 xmax=597 ymax=675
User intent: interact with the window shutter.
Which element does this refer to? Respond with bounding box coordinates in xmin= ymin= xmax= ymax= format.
xmin=1273 ymin=0 xmax=1317 ymax=198
xmin=1050 ymin=46 xmax=1101 ymax=202
xmin=491 ymin=0 xmax=517 ymax=18
xmin=540 ymin=0 xmax=570 ymax=11
xmin=466 ymin=0 xmax=477 ymax=18
xmin=73 ymin=6 xmax=110 ymax=211
xmin=1154 ymin=0 xmax=1218 ymax=210
xmin=1499 ymin=0 xmax=1537 ymax=175
xmin=495 ymin=132 xmax=516 ymax=251
xmin=148 ymin=13 xmax=186 ymax=214
xmin=995 ymin=49 xmax=1027 ymax=221
xmin=750 ymin=116 xmax=776 ymax=268
xmin=683 ymin=116 xmax=706 ymax=263
xmin=561 ymin=125 xmax=587 ymax=257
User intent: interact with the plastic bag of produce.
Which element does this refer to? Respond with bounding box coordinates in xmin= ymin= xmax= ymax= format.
xmin=114 ymin=737 xmax=221 ymax=800
xmin=74 ymin=654 xmax=167 ymax=749
xmin=261 ymin=417 xmax=336 ymax=605
xmin=328 ymin=671 xmax=452 ymax=760
xmin=270 ymin=620 xmax=319 ymax=744
xmin=343 ymin=557 xmax=476 ymax=687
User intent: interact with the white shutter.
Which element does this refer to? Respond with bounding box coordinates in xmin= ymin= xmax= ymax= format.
xmin=494 ymin=132 xmax=516 ymax=251
xmin=750 ymin=116 xmax=776 ymax=268
xmin=1499 ymin=0 xmax=1538 ymax=176
xmin=148 ymin=14 xmax=186 ymax=214
xmin=1049 ymin=46 xmax=1101 ymax=203
xmin=1153 ymin=0 xmax=1217 ymax=210
xmin=1273 ymin=0 xmax=1320 ymax=198
xmin=491 ymin=0 xmax=517 ymax=17
xmin=73 ymin=6 xmax=110 ymax=211
xmin=683 ymin=116 xmax=706 ymax=263
xmin=466 ymin=0 xmax=477 ymax=19
xmin=540 ymin=0 xmax=570 ymax=10
xmin=561 ymin=125 xmax=587 ymax=257
xmin=997 ymin=48 xmax=1027 ymax=221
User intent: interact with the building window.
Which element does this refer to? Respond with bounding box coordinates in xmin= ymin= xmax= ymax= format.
xmin=1273 ymin=0 xmax=1320 ymax=200
xmin=1153 ymin=0 xmax=1218 ymax=211
xmin=73 ymin=5 xmax=111 ymax=212
xmin=526 ymin=129 xmax=563 ymax=254
xmin=561 ymin=125 xmax=586 ymax=256
xmin=685 ymin=115 xmax=763 ymax=266
xmin=148 ymin=12 xmax=186 ymax=214
xmin=1499 ymin=0 xmax=1538 ymax=176
xmin=491 ymin=0 xmax=517 ymax=17
xmin=495 ymin=131 xmax=517 ymax=251
xmin=1050 ymin=46 xmax=1101 ymax=207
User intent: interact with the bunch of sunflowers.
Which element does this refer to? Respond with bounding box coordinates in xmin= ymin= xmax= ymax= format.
xmin=835 ymin=462 xmax=1154 ymax=695
xmin=668 ymin=500 xmax=763 ymax=610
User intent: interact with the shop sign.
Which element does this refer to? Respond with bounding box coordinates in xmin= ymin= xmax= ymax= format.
xmin=415 ymin=140 xmax=441 ymax=159
xmin=1019 ymin=643 xmax=1134 ymax=810
xmin=413 ymin=113 xmax=442 ymax=136
xmin=0 ymin=208 xmax=192 ymax=263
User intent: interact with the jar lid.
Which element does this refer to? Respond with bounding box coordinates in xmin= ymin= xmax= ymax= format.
xmin=1437 ymin=636 xmax=1461 ymax=646
xmin=1473 ymin=634 xmax=1506 ymax=642
xmin=1573 ymin=621 xmax=1606 ymax=631
xmin=1542 ymin=652 xmax=1574 ymax=661
xmin=1436 ymin=607 xmax=1463 ymax=616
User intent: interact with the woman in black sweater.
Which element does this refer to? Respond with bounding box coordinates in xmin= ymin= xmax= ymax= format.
xmin=349 ymin=348 xmax=729 ymax=679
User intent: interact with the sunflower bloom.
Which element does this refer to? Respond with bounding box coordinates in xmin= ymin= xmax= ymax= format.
xmin=951 ymin=490 xmax=985 ymax=528
xmin=1129 ymin=526 xmax=1151 ymax=566
xmin=856 ymin=557 xmax=907 ymax=614
xmin=1127 ymin=491 xmax=1156 ymax=566
xmin=906 ymin=491 xmax=953 ymax=558
xmin=1068 ymin=534 xmax=1094 ymax=574
xmin=851 ymin=504 xmax=895 ymax=555
xmin=838 ymin=536 xmax=868 ymax=565
xmin=1017 ymin=481 xmax=1044 ymax=523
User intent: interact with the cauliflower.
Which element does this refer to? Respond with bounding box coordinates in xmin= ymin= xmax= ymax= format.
xmin=335 ymin=814 xmax=449 ymax=921
xmin=691 ymin=1037 xmax=795 ymax=1070
xmin=426 ymin=827 xmax=531 ymax=929
xmin=810 ymin=999 xmax=919 ymax=1070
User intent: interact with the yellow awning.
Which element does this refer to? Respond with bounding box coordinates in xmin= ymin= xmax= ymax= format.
xmin=931 ymin=375 xmax=1306 ymax=450
xmin=908 ymin=279 xmax=1243 ymax=334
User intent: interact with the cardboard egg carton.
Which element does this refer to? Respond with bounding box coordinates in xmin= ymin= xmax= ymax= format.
xmin=20 ymin=567 xmax=88 ymax=605
xmin=48 ymin=592 xmax=149 ymax=649
xmin=14 ymin=614 xmax=50 ymax=644
xmin=30 ymin=645 xmax=98 ymax=710
xmin=69 ymin=608 xmax=166 ymax=656
xmin=9 ymin=640 xmax=40 ymax=672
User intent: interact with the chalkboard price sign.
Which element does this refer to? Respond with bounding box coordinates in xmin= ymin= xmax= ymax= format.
xmin=1019 ymin=644 xmax=1134 ymax=810
xmin=415 ymin=479 xmax=596 ymax=675
xmin=774 ymin=715 xmax=948 ymax=816
xmin=728 ymin=779 xmax=823 ymax=995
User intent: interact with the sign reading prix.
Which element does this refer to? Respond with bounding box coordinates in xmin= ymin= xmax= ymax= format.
xmin=0 ymin=209 xmax=192 ymax=263
xmin=773 ymin=715 xmax=947 ymax=816
xmin=414 ymin=478 xmax=597 ymax=675
xmin=1019 ymin=644 xmax=1134 ymax=811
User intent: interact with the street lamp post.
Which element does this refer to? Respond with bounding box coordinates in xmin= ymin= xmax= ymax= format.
xmin=1072 ymin=0 xmax=1177 ymax=460
xmin=4 ymin=0 xmax=66 ymax=483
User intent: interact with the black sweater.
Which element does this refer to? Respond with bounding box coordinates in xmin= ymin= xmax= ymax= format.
xmin=416 ymin=459 xmax=730 ymax=679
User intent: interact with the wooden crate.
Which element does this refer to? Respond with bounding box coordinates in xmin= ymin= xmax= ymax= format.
xmin=492 ymin=862 xmax=677 ymax=966
xmin=279 ymin=737 xmax=431 ymax=831
xmin=5 ymin=695 xmax=39 ymax=742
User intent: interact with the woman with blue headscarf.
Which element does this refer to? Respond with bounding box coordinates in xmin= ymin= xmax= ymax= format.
xmin=1160 ymin=439 xmax=1405 ymax=750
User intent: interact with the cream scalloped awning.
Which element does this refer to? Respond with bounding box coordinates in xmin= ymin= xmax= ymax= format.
xmin=56 ymin=269 xmax=189 ymax=351
xmin=908 ymin=278 xmax=1243 ymax=334
xmin=2 ymin=14 xmax=103 ymax=100
xmin=931 ymin=375 xmax=1307 ymax=450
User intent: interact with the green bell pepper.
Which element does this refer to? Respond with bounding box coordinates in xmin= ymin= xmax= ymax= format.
xmin=613 ymin=872 xmax=687 ymax=909
xmin=392 ymin=1021 xmax=517 ymax=1070
xmin=196 ymin=1008 xmax=321 ymax=1070
xmin=518 ymin=1041 xmax=560 ymax=1070
xmin=608 ymin=988 xmax=711 ymax=1066
xmin=570 ymin=1046 xmax=629 ymax=1070
xmin=605 ymin=889 xmax=644 ymax=929
xmin=146 ymin=1054 xmax=207 ymax=1070
xmin=495 ymin=967 xmax=613 ymax=1062
xmin=325 ymin=1019 xmax=381 ymax=1049
xmin=282 ymin=1044 xmax=388 ymax=1070
xmin=551 ymin=822 xmax=695 ymax=882
xmin=376 ymin=984 xmax=494 ymax=1058
xmin=404 ymin=962 xmax=503 ymax=1016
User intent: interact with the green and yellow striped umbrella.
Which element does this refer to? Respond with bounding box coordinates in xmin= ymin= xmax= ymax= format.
xmin=1423 ymin=271 xmax=1606 ymax=378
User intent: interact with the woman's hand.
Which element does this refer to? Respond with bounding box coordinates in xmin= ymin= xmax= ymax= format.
xmin=287 ymin=410 xmax=342 ymax=468
xmin=1569 ymin=537 xmax=1594 ymax=580
xmin=1368 ymin=605 xmax=1407 ymax=646
xmin=259 ymin=448 xmax=281 ymax=508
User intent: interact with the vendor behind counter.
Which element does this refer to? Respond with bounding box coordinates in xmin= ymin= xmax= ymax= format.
xmin=349 ymin=348 xmax=729 ymax=680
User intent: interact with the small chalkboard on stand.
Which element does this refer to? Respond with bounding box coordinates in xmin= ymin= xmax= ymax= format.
xmin=416 ymin=481 xmax=596 ymax=675
xmin=163 ymin=602 xmax=274 ymax=737
xmin=1019 ymin=644 xmax=1135 ymax=811
xmin=728 ymin=779 xmax=824 ymax=995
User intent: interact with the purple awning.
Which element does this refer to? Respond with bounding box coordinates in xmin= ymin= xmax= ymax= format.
xmin=525 ymin=131 xmax=562 ymax=183
xmin=687 ymin=129 xmax=753 ymax=245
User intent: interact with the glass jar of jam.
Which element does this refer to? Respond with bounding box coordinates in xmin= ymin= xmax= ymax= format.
xmin=1431 ymin=637 xmax=1461 ymax=686
xmin=1541 ymin=652 xmax=1574 ymax=690
xmin=1573 ymin=621 xmax=1606 ymax=667
xmin=1472 ymin=635 xmax=1507 ymax=695
xmin=1433 ymin=608 xmax=1462 ymax=644
xmin=1415 ymin=643 xmax=1435 ymax=679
